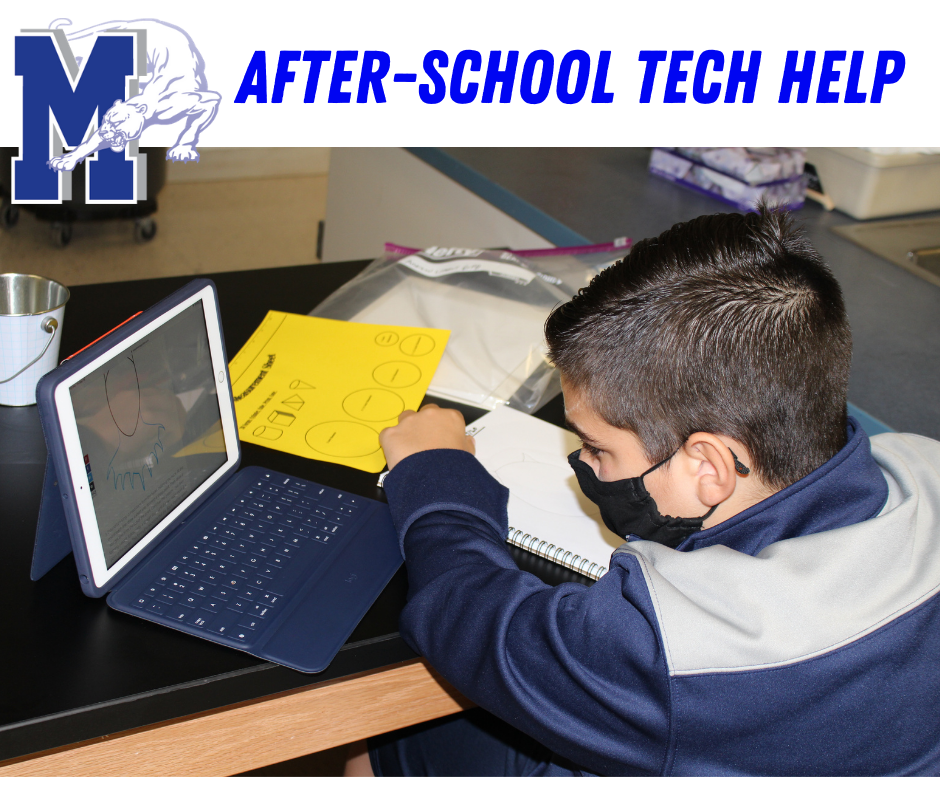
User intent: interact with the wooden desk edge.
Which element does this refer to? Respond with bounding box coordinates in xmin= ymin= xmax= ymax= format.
xmin=0 ymin=658 xmax=473 ymax=777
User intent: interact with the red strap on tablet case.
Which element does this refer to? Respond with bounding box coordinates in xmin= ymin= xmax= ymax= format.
xmin=63 ymin=312 xmax=143 ymax=362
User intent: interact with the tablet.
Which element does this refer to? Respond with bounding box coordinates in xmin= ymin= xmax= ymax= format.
xmin=37 ymin=280 xmax=240 ymax=595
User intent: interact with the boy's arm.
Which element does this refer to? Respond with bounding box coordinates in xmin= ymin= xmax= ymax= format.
xmin=382 ymin=443 xmax=674 ymax=776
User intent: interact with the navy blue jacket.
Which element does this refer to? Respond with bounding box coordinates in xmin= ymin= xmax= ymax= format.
xmin=383 ymin=419 xmax=940 ymax=775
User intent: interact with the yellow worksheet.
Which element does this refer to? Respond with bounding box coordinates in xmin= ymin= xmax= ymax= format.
xmin=227 ymin=311 xmax=449 ymax=472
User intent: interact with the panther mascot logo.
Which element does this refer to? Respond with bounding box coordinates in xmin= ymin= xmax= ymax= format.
xmin=46 ymin=18 xmax=220 ymax=171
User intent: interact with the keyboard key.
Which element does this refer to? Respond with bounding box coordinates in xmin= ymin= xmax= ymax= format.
xmin=267 ymin=555 xmax=288 ymax=568
xmin=167 ymin=605 xmax=189 ymax=622
xmin=207 ymin=610 xmax=240 ymax=636
xmin=239 ymin=587 xmax=260 ymax=601
xmin=132 ymin=596 xmax=148 ymax=609
xmin=227 ymin=627 xmax=256 ymax=645
xmin=240 ymin=618 xmax=264 ymax=632
xmin=261 ymin=592 xmax=281 ymax=606
xmin=188 ymin=612 xmax=213 ymax=628
xmin=159 ymin=592 xmax=179 ymax=605
xmin=313 ymin=534 xmax=332 ymax=545
xmin=247 ymin=603 xmax=272 ymax=619
xmin=211 ymin=587 xmax=234 ymax=602
xmin=251 ymin=544 xmax=275 ymax=558
xmin=247 ymin=576 xmax=270 ymax=589
xmin=228 ymin=599 xmax=248 ymax=614
xmin=201 ymin=598 xmax=225 ymax=614
xmin=192 ymin=583 xmax=213 ymax=595
xmin=180 ymin=595 xmax=200 ymax=608
xmin=257 ymin=566 xmax=279 ymax=579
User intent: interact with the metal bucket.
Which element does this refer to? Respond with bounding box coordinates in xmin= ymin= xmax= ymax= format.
xmin=0 ymin=274 xmax=69 ymax=406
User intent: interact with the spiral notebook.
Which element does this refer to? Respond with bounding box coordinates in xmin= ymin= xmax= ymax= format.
xmin=467 ymin=405 xmax=623 ymax=580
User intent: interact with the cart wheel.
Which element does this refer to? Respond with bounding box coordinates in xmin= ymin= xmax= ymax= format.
xmin=134 ymin=217 xmax=157 ymax=243
xmin=0 ymin=201 xmax=18 ymax=230
xmin=51 ymin=222 xmax=72 ymax=248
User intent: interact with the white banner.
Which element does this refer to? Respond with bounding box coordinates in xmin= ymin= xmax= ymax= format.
xmin=1 ymin=0 xmax=936 ymax=150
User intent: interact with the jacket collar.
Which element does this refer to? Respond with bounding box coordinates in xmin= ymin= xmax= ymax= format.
xmin=674 ymin=417 xmax=889 ymax=556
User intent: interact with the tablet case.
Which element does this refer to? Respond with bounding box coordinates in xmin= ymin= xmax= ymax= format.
xmin=32 ymin=279 xmax=241 ymax=596
xmin=30 ymin=457 xmax=72 ymax=580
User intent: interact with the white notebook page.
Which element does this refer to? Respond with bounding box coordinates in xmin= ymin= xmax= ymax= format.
xmin=468 ymin=405 xmax=624 ymax=577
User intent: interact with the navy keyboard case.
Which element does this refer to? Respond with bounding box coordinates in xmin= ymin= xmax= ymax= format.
xmin=34 ymin=278 xmax=404 ymax=673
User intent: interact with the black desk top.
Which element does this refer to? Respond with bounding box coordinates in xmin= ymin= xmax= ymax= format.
xmin=0 ymin=260 xmax=583 ymax=762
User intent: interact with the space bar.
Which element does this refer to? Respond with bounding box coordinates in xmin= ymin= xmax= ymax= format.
xmin=266 ymin=541 xmax=330 ymax=596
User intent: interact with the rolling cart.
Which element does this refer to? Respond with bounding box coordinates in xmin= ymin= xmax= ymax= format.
xmin=0 ymin=147 xmax=167 ymax=247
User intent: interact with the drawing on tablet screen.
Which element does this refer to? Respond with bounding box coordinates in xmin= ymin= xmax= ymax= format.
xmin=102 ymin=353 xmax=167 ymax=491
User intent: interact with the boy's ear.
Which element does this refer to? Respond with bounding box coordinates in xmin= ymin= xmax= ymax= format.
xmin=681 ymin=433 xmax=739 ymax=507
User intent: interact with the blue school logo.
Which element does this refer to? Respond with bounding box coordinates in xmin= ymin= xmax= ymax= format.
xmin=13 ymin=19 xmax=220 ymax=204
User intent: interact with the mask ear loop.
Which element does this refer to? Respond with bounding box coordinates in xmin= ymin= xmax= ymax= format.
xmin=640 ymin=443 xmax=750 ymax=524
xmin=638 ymin=447 xmax=719 ymax=523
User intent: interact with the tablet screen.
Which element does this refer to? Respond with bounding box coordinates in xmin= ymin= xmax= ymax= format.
xmin=68 ymin=301 xmax=227 ymax=568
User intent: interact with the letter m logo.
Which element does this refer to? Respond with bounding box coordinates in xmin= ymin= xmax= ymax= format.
xmin=14 ymin=29 xmax=142 ymax=204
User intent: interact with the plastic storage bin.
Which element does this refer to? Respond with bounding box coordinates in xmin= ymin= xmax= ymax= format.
xmin=806 ymin=148 xmax=940 ymax=220
xmin=649 ymin=148 xmax=806 ymax=212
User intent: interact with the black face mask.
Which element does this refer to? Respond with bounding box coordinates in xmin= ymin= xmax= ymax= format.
xmin=568 ymin=449 xmax=718 ymax=548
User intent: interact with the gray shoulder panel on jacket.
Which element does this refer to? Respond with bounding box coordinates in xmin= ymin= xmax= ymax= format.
xmin=615 ymin=433 xmax=940 ymax=675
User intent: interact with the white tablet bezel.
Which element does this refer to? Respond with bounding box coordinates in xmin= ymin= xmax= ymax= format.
xmin=52 ymin=284 xmax=240 ymax=590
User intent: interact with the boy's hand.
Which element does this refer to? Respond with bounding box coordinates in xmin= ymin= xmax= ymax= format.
xmin=380 ymin=404 xmax=476 ymax=471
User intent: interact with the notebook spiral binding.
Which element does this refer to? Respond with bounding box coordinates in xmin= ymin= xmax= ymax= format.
xmin=507 ymin=526 xmax=607 ymax=581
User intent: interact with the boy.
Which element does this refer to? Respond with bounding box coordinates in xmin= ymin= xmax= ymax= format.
xmin=347 ymin=207 xmax=940 ymax=776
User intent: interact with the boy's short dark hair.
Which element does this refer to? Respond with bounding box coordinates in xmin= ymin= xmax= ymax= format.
xmin=544 ymin=207 xmax=852 ymax=489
